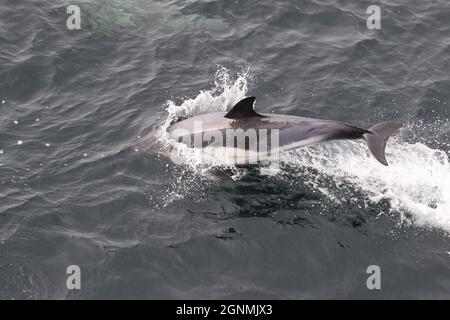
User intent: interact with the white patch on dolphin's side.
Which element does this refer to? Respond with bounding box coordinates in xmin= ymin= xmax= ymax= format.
xmin=279 ymin=135 xmax=328 ymax=152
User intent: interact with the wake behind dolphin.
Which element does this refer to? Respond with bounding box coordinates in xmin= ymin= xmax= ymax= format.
xmin=166 ymin=97 xmax=402 ymax=166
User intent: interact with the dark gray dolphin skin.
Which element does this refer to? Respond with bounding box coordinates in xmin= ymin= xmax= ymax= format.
xmin=167 ymin=97 xmax=402 ymax=166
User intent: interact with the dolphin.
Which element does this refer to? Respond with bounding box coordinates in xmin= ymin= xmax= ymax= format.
xmin=165 ymin=97 xmax=402 ymax=166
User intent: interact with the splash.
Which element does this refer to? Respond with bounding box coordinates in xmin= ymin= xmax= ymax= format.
xmin=164 ymin=66 xmax=250 ymax=124
xmin=284 ymin=133 xmax=450 ymax=233
xmin=146 ymin=67 xmax=251 ymax=207
xmin=155 ymin=66 xmax=251 ymax=171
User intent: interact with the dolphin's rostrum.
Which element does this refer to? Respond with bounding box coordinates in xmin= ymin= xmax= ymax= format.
xmin=167 ymin=97 xmax=402 ymax=166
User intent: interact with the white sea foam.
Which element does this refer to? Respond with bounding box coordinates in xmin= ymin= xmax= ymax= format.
xmin=284 ymin=137 xmax=450 ymax=232
xmin=157 ymin=67 xmax=450 ymax=232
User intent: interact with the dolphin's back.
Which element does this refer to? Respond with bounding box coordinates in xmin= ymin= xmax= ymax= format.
xmin=168 ymin=112 xmax=367 ymax=149
xmin=168 ymin=112 xmax=231 ymax=134
xmin=165 ymin=97 xmax=402 ymax=166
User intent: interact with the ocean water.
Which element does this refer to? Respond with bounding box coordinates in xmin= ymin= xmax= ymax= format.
xmin=0 ymin=0 xmax=449 ymax=299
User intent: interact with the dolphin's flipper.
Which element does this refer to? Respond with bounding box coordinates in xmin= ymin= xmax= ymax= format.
xmin=225 ymin=97 xmax=266 ymax=119
xmin=363 ymin=121 xmax=402 ymax=166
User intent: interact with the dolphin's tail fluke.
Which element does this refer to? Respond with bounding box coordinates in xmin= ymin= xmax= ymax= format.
xmin=363 ymin=121 xmax=402 ymax=166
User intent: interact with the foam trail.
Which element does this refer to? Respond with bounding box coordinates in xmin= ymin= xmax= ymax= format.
xmin=284 ymin=136 xmax=450 ymax=233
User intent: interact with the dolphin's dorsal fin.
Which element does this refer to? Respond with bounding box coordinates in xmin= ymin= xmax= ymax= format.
xmin=224 ymin=97 xmax=265 ymax=119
